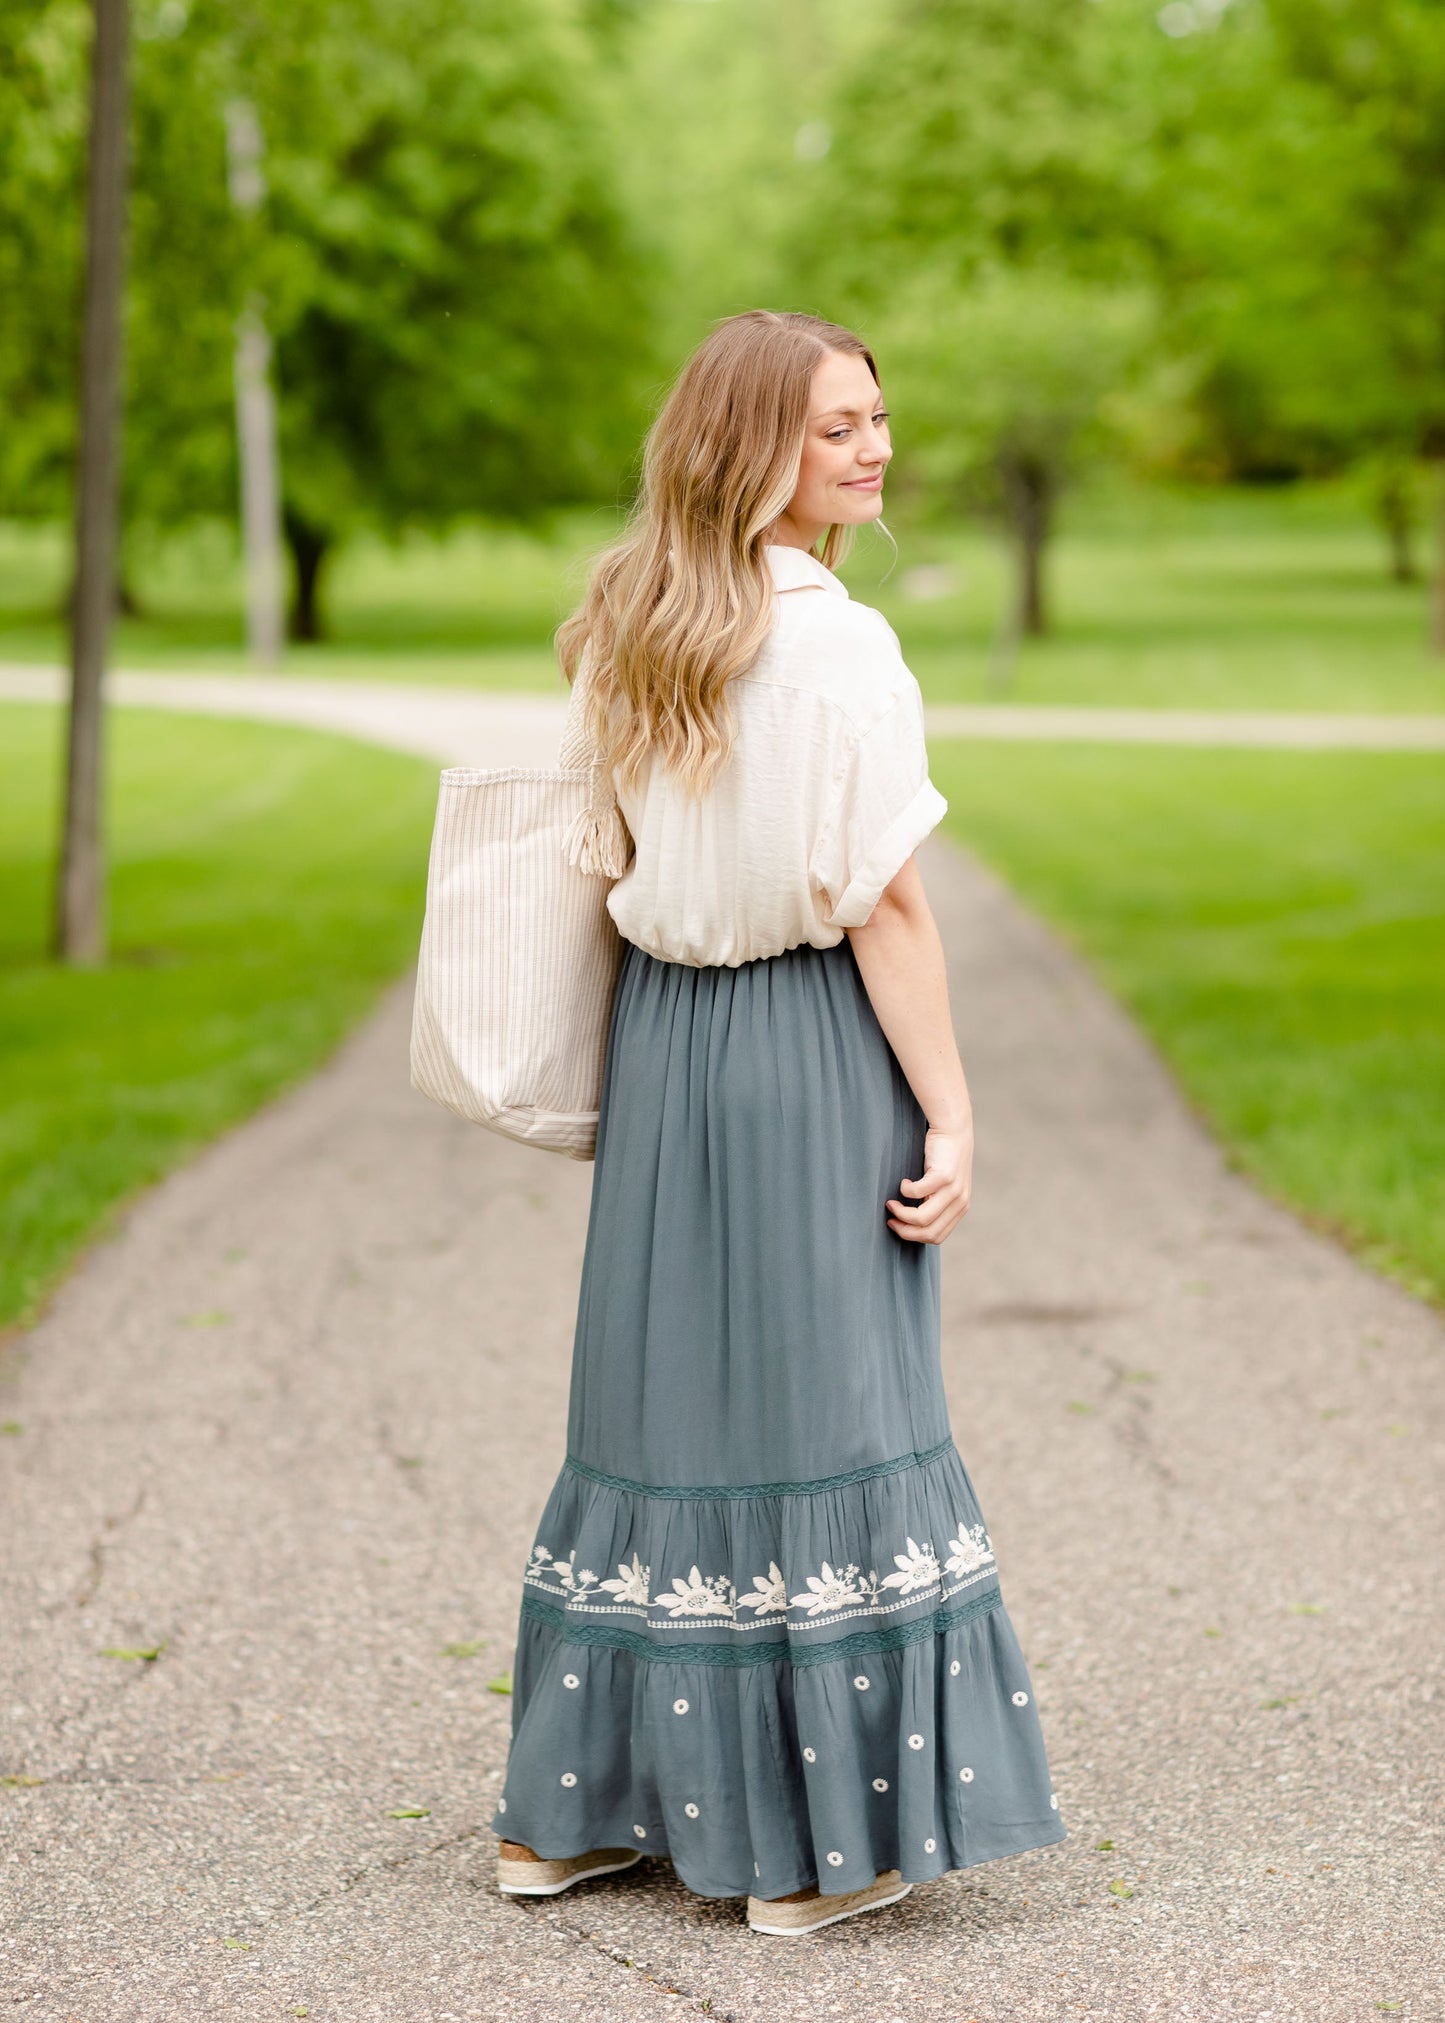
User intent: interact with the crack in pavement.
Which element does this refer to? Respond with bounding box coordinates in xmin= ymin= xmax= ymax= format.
xmin=547 ymin=1904 xmax=733 ymax=2017
xmin=71 ymin=1485 xmax=148 ymax=1611
xmin=296 ymin=1823 xmax=487 ymax=1917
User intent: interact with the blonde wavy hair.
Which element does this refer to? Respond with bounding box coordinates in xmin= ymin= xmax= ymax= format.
xmin=557 ymin=309 xmax=879 ymax=798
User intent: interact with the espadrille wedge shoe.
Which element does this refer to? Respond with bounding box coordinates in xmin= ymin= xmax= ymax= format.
xmin=496 ymin=1840 xmax=643 ymax=1897
xmin=746 ymin=1870 xmax=911 ymax=1936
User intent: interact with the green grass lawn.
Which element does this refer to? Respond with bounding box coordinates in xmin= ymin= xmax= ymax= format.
xmin=4 ymin=480 xmax=1443 ymax=712
xmin=0 ymin=705 xmax=438 ymax=1333
xmin=3 ymin=483 xmax=1442 ymax=1328
xmin=931 ymin=742 xmax=1445 ymax=1305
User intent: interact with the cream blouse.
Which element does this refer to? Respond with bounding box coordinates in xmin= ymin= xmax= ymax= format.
xmin=589 ymin=543 xmax=947 ymax=970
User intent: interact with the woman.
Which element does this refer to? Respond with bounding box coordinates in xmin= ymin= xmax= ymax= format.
xmin=492 ymin=311 xmax=1064 ymax=1935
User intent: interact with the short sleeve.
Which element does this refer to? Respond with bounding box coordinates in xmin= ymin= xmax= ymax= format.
xmin=810 ymin=682 xmax=948 ymax=929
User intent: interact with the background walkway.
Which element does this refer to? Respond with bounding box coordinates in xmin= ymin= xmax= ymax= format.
xmin=6 ymin=660 xmax=1445 ymax=754
xmin=1 ymin=683 xmax=1441 ymax=2022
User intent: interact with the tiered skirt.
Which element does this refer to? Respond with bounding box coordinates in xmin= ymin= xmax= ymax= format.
xmin=492 ymin=934 xmax=1064 ymax=1901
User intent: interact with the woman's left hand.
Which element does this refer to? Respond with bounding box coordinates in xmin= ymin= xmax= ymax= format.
xmin=885 ymin=1125 xmax=973 ymax=1245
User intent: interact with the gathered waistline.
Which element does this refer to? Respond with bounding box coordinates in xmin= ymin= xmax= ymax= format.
xmin=618 ymin=932 xmax=856 ymax=975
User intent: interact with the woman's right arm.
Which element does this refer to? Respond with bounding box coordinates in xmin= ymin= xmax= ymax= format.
xmin=844 ymin=854 xmax=974 ymax=1245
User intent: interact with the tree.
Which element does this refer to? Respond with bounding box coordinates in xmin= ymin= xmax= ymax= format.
xmin=56 ymin=0 xmax=130 ymax=966
xmin=881 ymin=268 xmax=1149 ymax=649
xmin=1127 ymin=0 xmax=1445 ymax=618
xmin=0 ymin=0 xmax=653 ymax=641
xmin=262 ymin=0 xmax=654 ymax=637
xmin=0 ymin=0 xmax=90 ymax=527
xmin=1249 ymin=0 xmax=1445 ymax=641
xmin=804 ymin=0 xmax=1148 ymax=634
xmin=0 ymin=0 xmax=241 ymax=549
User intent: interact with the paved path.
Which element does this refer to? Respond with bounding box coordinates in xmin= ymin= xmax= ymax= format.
xmin=6 ymin=661 xmax=1445 ymax=752
xmin=2 ymin=684 xmax=1442 ymax=2023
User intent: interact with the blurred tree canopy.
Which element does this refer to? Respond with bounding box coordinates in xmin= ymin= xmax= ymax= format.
xmin=0 ymin=0 xmax=652 ymax=634
xmin=1137 ymin=0 xmax=1445 ymax=610
xmin=265 ymin=0 xmax=653 ymax=634
xmin=3 ymin=0 xmax=1444 ymax=634
xmin=795 ymin=0 xmax=1148 ymax=632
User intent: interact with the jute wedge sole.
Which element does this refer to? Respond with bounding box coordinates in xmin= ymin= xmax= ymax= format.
xmin=496 ymin=1841 xmax=644 ymax=1897
xmin=746 ymin=1869 xmax=912 ymax=1936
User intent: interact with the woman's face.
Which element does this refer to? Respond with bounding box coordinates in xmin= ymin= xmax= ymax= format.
xmin=775 ymin=349 xmax=892 ymax=547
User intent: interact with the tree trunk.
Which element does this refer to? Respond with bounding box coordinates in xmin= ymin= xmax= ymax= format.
xmin=60 ymin=572 xmax=141 ymax=622
xmin=56 ymin=0 xmax=130 ymax=967
xmin=234 ymin=308 xmax=285 ymax=665
xmin=1375 ymin=468 xmax=1417 ymax=585
xmin=1001 ymin=451 xmax=1052 ymax=639
xmin=225 ymin=101 xmax=285 ymax=669
xmin=284 ymin=507 xmax=330 ymax=643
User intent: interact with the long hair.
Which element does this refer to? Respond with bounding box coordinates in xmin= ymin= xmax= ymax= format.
xmin=557 ymin=309 xmax=879 ymax=798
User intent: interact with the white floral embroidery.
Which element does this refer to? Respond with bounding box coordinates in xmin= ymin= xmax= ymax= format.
xmin=789 ymin=1561 xmax=864 ymax=1617
xmin=881 ymin=1537 xmax=941 ymax=1594
xmin=945 ymin=1520 xmax=995 ymax=1579
xmin=523 ymin=1502 xmax=999 ymax=1635
xmin=545 ymin=1549 xmax=601 ymax=1594
xmin=599 ymin=1553 xmax=651 ymax=1607
xmin=736 ymin=1561 xmax=788 ymax=1615
xmin=655 ymin=1565 xmax=736 ymax=1619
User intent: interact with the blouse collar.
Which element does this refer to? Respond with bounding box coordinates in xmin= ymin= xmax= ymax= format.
xmin=763 ymin=544 xmax=849 ymax=599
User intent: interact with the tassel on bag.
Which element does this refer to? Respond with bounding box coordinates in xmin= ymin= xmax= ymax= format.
xmin=562 ymin=760 xmax=631 ymax=879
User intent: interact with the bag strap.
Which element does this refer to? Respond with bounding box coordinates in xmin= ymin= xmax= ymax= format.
xmin=560 ymin=647 xmax=631 ymax=878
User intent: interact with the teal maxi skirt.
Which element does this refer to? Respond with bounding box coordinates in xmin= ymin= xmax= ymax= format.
xmin=492 ymin=936 xmax=1065 ymax=1900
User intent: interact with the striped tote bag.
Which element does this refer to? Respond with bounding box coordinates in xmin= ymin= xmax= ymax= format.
xmin=408 ymin=675 xmax=629 ymax=1160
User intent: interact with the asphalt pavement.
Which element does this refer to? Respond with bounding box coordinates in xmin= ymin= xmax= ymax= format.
xmin=1 ymin=689 xmax=1441 ymax=2022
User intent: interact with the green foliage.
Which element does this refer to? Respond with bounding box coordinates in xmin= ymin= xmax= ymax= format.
xmin=880 ymin=268 xmax=1152 ymax=513
xmin=932 ymin=740 xmax=1445 ymax=1305
xmin=0 ymin=0 xmax=87 ymax=516
xmin=804 ymin=0 xmax=1152 ymax=627
xmin=592 ymin=0 xmax=876 ymax=370
xmin=266 ymin=0 xmax=653 ymax=540
xmin=812 ymin=0 xmax=1131 ymax=298
xmin=0 ymin=705 xmax=438 ymax=1332
xmin=1131 ymin=0 xmax=1445 ymax=478
xmin=0 ymin=0 xmax=652 ymax=556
